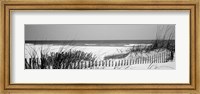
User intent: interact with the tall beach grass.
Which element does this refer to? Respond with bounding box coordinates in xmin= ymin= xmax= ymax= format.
xmin=104 ymin=25 xmax=175 ymax=61
xmin=25 ymin=45 xmax=96 ymax=69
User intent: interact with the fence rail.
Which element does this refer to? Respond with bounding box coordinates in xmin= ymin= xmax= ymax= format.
xmin=25 ymin=51 xmax=171 ymax=69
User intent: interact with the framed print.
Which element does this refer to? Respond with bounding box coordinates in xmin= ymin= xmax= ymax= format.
xmin=0 ymin=0 xmax=199 ymax=94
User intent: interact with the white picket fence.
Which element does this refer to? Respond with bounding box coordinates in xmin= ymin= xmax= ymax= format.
xmin=25 ymin=51 xmax=171 ymax=69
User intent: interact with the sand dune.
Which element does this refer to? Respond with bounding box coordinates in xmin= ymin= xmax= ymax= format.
xmin=25 ymin=44 xmax=175 ymax=70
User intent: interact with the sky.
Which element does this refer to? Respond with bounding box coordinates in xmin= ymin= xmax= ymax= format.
xmin=25 ymin=24 xmax=175 ymax=41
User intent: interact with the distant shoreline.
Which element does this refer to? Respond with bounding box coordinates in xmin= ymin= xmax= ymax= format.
xmin=25 ymin=40 xmax=175 ymax=47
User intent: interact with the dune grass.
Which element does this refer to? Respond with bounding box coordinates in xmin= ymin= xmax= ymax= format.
xmin=25 ymin=45 xmax=96 ymax=69
xmin=103 ymin=25 xmax=175 ymax=61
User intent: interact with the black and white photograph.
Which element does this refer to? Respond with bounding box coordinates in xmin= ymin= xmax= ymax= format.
xmin=25 ymin=24 xmax=175 ymax=69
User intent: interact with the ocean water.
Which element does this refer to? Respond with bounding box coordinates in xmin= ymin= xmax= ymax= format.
xmin=25 ymin=40 xmax=175 ymax=47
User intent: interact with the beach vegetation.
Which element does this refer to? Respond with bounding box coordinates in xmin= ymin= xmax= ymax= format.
xmin=104 ymin=25 xmax=175 ymax=61
xmin=25 ymin=45 xmax=96 ymax=69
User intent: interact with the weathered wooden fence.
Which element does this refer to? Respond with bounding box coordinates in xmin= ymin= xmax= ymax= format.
xmin=25 ymin=51 xmax=171 ymax=69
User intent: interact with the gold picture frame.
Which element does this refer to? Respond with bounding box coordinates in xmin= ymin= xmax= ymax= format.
xmin=0 ymin=0 xmax=199 ymax=94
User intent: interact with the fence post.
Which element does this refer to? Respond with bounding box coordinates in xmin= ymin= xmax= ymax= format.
xmin=92 ymin=61 xmax=95 ymax=69
xmin=73 ymin=62 xmax=75 ymax=69
xmin=98 ymin=60 xmax=101 ymax=67
xmin=77 ymin=62 xmax=79 ymax=69
xmin=135 ymin=58 xmax=137 ymax=64
xmin=95 ymin=60 xmax=97 ymax=69
xmin=76 ymin=61 xmax=78 ymax=69
xmin=29 ymin=58 xmax=32 ymax=68
xmin=93 ymin=61 xmax=95 ymax=69
xmin=160 ymin=53 xmax=163 ymax=63
xmin=83 ymin=61 xmax=85 ymax=69
xmin=162 ymin=52 xmax=164 ymax=63
xmin=109 ymin=60 xmax=112 ymax=67
xmin=139 ymin=58 xmax=141 ymax=64
xmin=25 ymin=58 xmax=28 ymax=69
xmin=117 ymin=60 xmax=120 ymax=66
xmin=73 ymin=62 xmax=76 ymax=69
xmin=141 ymin=57 xmax=143 ymax=64
xmin=78 ymin=61 xmax=81 ymax=69
xmin=139 ymin=58 xmax=140 ymax=64
xmin=163 ymin=52 xmax=165 ymax=63
xmin=92 ymin=61 xmax=94 ymax=68
xmin=142 ymin=57 xmax=144 ymax=64
xmin=108 ymin=60 xmax=110 ymax=67
xmin=111 ymin=60 xmax=114 ymax=67
xmin=164 ymin=52 xmax=166 ymax=62
xmin=158 ymin=53 xmax=159 ymax=63
xmin=145 ymin=57 xmax=147 ymax=64
xmin=112 ymin=60 xmax=114 ymax=67
xmin=95 ymin=60 xmax=97 ymax=68
xmin=152 ymin=54 xmax=154 ymax=63
xmin=141 ymin=57 xmax=144 ymax=64
xmin=99 ymin=60 xmax=101 ymax=67
xmin=102 ymin=60 xmax=104 ymax=67
xmin=82 ymin=61 xmax=84 ymax=69
xmin=136 ymin=58 xmax=138 ymax=64
xmin=79 ymin=61 xmax=82 ymax=69
xmin=155 ymin=54 xmax=156 ymax=63
xmin=105 ymin=60 xmax=107 ymax=67
xmin=158 ymin=53 xmax=160 ymax=63
xmin=36 ymin=58 xmax=39 ymax=68
xmin=85 ymin=61 xmax=87 ymax=69
xmin=76 ymin=62 xmax=78 ymax=69
xmin=157 ymin=53 xmax=159 ymax=63
xmin=146 ymin=57 xmax=148 ymax=64
xmin=78 ymin=62 xmax=80 ymax=69
xmin=88 ymin=61 xmax=90 ymax=68
xmin=118 ymin=60 xmax=120 ymax=66
xmin=152 ymin=55 xmax=154 ymax=63
xmin=121 ymin=60 xmax=123 ymax=66
xmin=160 ymin=52 xmax=162 ymax=63
xmin=161 ymin=52 xmax=163 ymax=63
xmin=155 ymin=54 xmax=157 ymax=63
xmin=81 ymin=61 xmax=83 ymax=69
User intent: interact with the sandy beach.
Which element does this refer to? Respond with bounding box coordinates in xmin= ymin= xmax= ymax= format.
xmin=25 ymin=44 xmax=175 ymax=70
